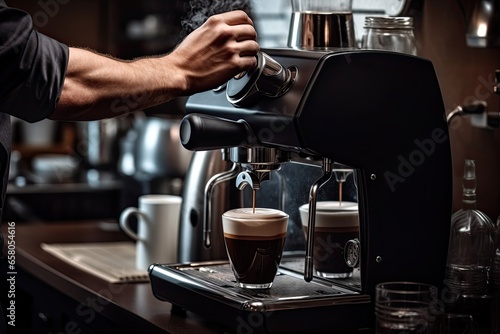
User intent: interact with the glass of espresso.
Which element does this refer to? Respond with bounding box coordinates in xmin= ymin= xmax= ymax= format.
xmin=299 ymin=201 xmax=359 ymax=278
xmin=222 ymin=208 xmax=289 ymax=289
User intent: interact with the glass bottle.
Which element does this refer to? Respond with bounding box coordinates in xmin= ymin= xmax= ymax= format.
xmin=444 ymin=160 xmax=496 ymax=294
xmin=443 ymin=160 xmax=497 ymax=332
xmin=361 ymin=16 xmax=417 ymax=55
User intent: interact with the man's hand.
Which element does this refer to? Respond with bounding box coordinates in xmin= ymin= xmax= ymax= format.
xmin=165 ymin=10 xmax=259 ymax=94
xmin=53 ymin=10 xmax=259 ymax=121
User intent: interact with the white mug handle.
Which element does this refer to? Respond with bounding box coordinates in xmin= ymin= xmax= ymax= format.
xmin=119 ymin=207 xmax=147 ymax=241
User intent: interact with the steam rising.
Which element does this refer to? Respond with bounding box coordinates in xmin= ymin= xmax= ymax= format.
xmin=180 ymin=0 xmax=253 ymax=39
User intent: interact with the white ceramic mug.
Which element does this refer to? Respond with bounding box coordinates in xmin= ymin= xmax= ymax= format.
xmin=119 ymin=194 xmax=182 ymax=271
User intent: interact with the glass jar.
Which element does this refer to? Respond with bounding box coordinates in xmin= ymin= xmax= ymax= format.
xmin=361 ymin=16 xmax=417 ymax=55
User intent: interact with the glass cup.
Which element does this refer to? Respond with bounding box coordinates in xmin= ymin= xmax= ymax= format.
xmin=443 ymin=314 xmax=474 ymax=334
xmin=375 ymin=282 xmax=438 ymax=334
xmin=299 ymin=201 xmax=359 ymax=278
xmin=222 ymin=208 xmax=289 ymax=289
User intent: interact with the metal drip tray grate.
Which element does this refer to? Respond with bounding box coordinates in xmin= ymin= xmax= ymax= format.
xmin=149 ymin=257 xmax=372 ymax=333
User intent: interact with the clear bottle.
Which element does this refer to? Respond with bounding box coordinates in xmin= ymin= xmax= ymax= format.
xmin=444 ymin=159 xmax=496 ymax=295
xmin=361 ymin=16 xmax=417 ymax=55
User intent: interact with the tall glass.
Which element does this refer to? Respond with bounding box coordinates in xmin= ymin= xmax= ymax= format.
xmin=288 ymin=0 xmax=355 ymax=49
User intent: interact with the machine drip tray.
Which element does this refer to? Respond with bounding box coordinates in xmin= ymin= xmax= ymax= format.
xmin=149 ymin=257 xmax=373 ymax=333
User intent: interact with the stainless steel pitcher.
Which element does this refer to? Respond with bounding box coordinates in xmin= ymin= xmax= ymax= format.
xmin=288 ymin=0 xmax=355 ymax=49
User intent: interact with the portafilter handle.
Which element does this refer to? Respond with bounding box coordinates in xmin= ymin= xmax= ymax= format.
xmin=179 ymin=114 xmax=252 ymax=151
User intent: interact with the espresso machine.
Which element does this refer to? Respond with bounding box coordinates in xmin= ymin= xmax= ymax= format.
xmin=149 ymin=47 xmax=452 ymax=332
xmin=149 ymin=4 xmax=452 ymax=332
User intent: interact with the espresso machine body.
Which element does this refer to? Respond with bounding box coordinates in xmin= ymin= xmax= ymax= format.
xmin=182 ymin=48 xmax=452 ymax=293
xmin=150 ymin=48 xmax=452 ymax=332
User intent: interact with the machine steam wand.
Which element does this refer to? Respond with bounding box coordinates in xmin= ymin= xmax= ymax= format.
xmin=203 ymin=149 xmax=240 ymax=249
xmin=305 ymin=158 xmax=333 ymax=282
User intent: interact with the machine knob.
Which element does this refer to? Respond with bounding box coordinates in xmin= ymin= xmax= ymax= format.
xmin=345 ymin=238 xmax=360 ymax=268
xmin=226 ymin=52 xmax=296 ymax=107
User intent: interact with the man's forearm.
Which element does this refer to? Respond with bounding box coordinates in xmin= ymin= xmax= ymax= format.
xmin=51 ymin=48 xmax=185 ymax=121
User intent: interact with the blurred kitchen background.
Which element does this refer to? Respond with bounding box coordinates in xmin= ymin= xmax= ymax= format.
xmin=4 ymin=0 xmax=500 ymax=224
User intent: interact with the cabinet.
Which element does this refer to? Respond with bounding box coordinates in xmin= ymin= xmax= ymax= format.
xmin=1 ymin=222 xmax=228 ymax=334
xmin=4 ymin=266 xmax=136 ymax=334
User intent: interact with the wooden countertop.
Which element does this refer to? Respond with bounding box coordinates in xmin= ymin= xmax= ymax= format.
xmin=5 ymin=221 xmax=230 ymax=334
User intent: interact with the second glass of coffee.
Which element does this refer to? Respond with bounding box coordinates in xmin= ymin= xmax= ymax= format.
xmin=222 ymin=208 xmax=289 ymax=289
xmin=299 ymin=201 xmax=359 ymax=278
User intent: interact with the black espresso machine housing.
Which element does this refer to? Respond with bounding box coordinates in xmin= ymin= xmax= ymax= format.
xmin=150 ymin=48 xmax=452 ymax=332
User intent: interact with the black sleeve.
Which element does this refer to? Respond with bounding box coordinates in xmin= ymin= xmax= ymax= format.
xmin=0 ymin=1 xmax=69 ymax=122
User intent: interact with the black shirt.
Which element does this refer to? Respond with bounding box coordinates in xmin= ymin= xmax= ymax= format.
xmin=0 ymin=10 xmax=69 ymax=328
xmin=0 ymin=3 xmax=68 ymax=330
xmin=0 ymin=0 xmax=69 ymax=220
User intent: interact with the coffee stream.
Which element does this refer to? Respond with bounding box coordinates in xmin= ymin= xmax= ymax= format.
xmin=339 ymin=182 xmax=343 ymax=207
xmin=252 ymin=189 xmax=256 ymax=213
